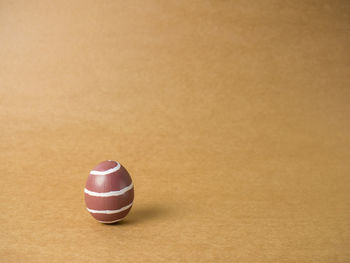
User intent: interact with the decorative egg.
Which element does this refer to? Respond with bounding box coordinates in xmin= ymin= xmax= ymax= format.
xmin=84 ymin=160 xmax=134 ymax=224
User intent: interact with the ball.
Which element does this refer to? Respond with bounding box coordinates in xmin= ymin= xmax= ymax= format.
xmin=84 ymin=160 xmax=134 ymax=224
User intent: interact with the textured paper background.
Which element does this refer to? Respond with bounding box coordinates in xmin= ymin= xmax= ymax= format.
xmin=1 ymin=1 xmax=350 ymax=262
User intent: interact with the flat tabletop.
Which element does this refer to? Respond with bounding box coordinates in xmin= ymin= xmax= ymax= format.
xmin=1 ymin=1 xmax=350 ymax=262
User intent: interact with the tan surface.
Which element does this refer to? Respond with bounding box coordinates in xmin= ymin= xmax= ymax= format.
xmin=1 ymin=1 xmax=350 ymax=262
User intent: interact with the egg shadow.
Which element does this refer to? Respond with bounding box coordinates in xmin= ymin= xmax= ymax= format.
xmin=108 ymin=204 xmax=170 ymax=226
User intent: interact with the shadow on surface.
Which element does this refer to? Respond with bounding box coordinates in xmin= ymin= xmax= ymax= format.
xmin=108 ymin=204 xmax=171 ymax=226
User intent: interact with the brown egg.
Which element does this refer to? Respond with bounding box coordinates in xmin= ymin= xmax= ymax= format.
xmin=84 ymin=160 xmax=134 ymax=224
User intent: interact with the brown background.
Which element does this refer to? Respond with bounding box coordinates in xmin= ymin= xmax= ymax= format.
xmin=1 ymin=1 xmax=350 ymax=262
